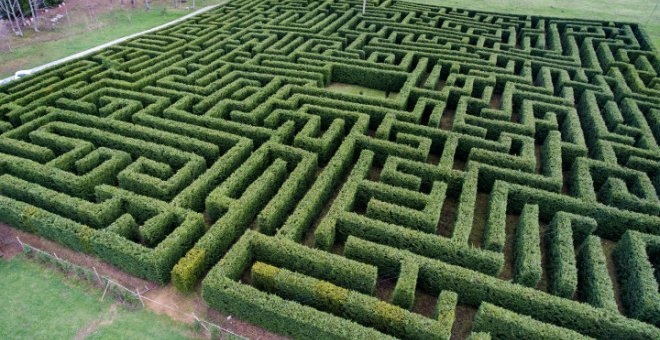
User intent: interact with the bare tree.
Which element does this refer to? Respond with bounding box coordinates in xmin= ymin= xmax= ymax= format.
xmin=0 ymin=0 xmax=24 ymax=36
xmin=0 ymin=17 xmax=13 ymax=51
xmin=27 ymin=0 xmax=39 ymax=32
xmin=63 ymin=1 xmax=71 ymax=27
xmin=12 ymin=0 xmax=26 ymax=27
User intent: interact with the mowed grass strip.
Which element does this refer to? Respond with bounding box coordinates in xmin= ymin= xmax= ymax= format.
xmin=0 ymin=255 xmax=194 ymax=340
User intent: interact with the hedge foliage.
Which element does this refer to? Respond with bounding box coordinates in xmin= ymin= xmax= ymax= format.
xmin=345 ymin=236 xmax=660 ymax=339
xmin=1 ymin=0 xmax=659 ymax=338
xmin=513 ymin=204 xmax=542 ymax=288
xmin=473 ymin=303 xmax=592 ymax=339
xmin=614 ymin=231 xmax=660 ymax=325
xmin=578 ymin=235 xmax=618 ymax=311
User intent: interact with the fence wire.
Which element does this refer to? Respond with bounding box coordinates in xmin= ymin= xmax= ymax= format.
xmin=15 ymin=236 xmax=246 ymax=340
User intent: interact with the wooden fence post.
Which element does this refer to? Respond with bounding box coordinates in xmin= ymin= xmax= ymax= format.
xmin=136 ymin=288 xmax=145 ymax=308
xmin=93 ymin=266 xmax=103 ymax=284
xmin=100 ymin=280 xmax=110 ymax=301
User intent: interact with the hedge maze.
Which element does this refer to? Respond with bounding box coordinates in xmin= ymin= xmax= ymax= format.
xmin=1 ymin=0 xmax=659 ymax=338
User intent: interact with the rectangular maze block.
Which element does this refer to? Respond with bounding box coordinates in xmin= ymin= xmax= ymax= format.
xmin=0 ymin=0 xmax=659 ymax=338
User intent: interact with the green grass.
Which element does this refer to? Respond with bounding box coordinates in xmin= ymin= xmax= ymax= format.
xmin=85 ymin=310 xmax=193 ymax=340
xmin=326 ymin=82 xmax=399 ymax=99
xmin=0 ymin=255 xmax=195 ymax=339
xmin=326 ymin=82 xmax=388 ymax=97
xmin=406 ymin=0 xmax=660 ymax=49
xmin=0 ymin=6 xmax=190 ymax=78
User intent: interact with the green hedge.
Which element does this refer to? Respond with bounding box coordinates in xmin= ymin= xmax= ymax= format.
xmin=546 ymin=213 xmax=578 ymax=298
xmin=391 ymin=260 xmax=418 ymax=310
xmin=513 ymin=204 xmax=541 ymax=288
xmin=201 ymin=232 xmax=392 ymax=339
xmin=203 ymin=271 xmax=393 ymax=339
xmin=577 ymin=235 xmax=618 ymax=311
xmin=252 ymin=233 xmax=377 ymax=294
xmin=250 ymin=261 xmax=451 ymax=340
xmin=345 ymin=236 xmax=660 ymax=339
xmin=472 ymin=303 xmax=592 ymax=339
xmin=434 ymin=290 xmax=458 ymax=327
xmin=614 ymin=230 xmax=660 ymax=325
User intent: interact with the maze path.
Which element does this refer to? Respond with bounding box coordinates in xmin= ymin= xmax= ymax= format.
xmin=1 ymin=0 xmax=659 ymax=338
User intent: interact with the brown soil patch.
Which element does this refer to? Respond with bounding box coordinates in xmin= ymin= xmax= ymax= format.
xmin=511 ymin=107 xmax=520 ymax=123
xmin=468 ymin=193 xmax=490 ymax=248
xmin=450 ymin=305 xmax=478 ymax=340
xmin=489 ymin=94 xmax=501 ymax=110
xmin=411 ymin=288 xmax=438 ymax=318
xmin=562 ymin=170 xmax=571 ymax=195
xmin=427 ymin=152 xmax=440 ymax=166
xmin=368 ymin=164 xmax=382 ymax=182
xmin=435 ymin=79 xmax=446 ymax=91
xmin=452 ymin=157 xmax=466 ymax=171
xmin=145 ymin=284 xmax=288 ymax=340
xmin=374 ymin=276 xmax=397 ymax=302
xmin=440 ymin=109 xmax=455 ymax=131
xmin=437 ymin=196 xmax=458 ymax=237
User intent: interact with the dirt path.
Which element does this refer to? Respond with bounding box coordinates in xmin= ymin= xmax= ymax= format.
xmin=0 ymin=223 xmax=285 ymax=339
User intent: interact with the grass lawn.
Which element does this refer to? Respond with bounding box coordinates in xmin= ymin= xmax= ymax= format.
xmin=326 ymin=82 xmax=400 ymax=100
xmin=0 ymin=255 xmax=195 ymax=339
xmin=408 ymin=0 xmax=660 ymax=49
xmin=85 ymin=311 xmax=193 ymax=340
xmin=0 ymin=4 xmax=192 ymax=78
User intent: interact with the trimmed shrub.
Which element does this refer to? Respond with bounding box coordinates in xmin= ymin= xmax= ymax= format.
xmin=614 ymin=231 xmax=660 ymax=325
xmin=391 ymin=260 xmax=418 ymax=310
xmin=345 ymin=236 xmax=660 ymax=339
xmin=513 ymin=204 xmax=541 ymax=287
xmin=578 ymin=235 xmax=618 ymax=311
xmin=473 ymin=303 xmax=591 ymax=339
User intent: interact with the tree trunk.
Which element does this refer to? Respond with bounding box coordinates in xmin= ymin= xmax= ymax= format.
xmin=27 ymin=0 xmax=39 ymax=32
xmin=14 ymin=0 xmax=26 ymax=26
xmin=0 ymin=0 xmax=24 ymax=36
